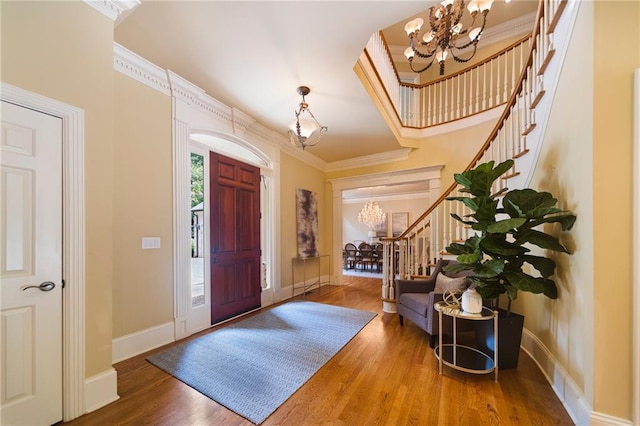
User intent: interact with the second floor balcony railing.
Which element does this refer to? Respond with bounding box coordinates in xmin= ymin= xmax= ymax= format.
xmin=365 ymin=32 xmax=532 ymax=129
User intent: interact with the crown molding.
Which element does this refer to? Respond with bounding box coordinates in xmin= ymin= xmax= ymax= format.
xmin=325 ymin=148 xmax=413 ymax=172
xmin=167 ymin=71 xmax=234 ymax=125
xmin=113 ymin=41 xmax=327 ymax=171
xmin=113 ymin=43 xmax=171 ymax=95
xmin=231 ymin=107 xmax=256 ymax=139
xmin=388 ymin=11 xmax=536 ymax=64
xmin=82 ymin=0 xmax=140 ymax=23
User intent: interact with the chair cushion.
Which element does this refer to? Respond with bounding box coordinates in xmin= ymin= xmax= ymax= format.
xmin=398 ymin=292 xmax=431 ymax=316
xmin=434 ymin=274 xmax=469 ymax=293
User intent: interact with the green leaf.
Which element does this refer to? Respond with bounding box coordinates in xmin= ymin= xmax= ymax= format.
xmin=469 ymin=160 xmax=496 ymax=174
xmin=470 ymin=279 xmax=505 ymax=299
xmin=529 ymin=207 xmax=564 ymax=217
xmin=541 ymin=278 xmax=558 ymax=299
xmin=505 ymin=284 xmax=519 ymax=300
xmin=529 ymin=213 xmax=577 ymax=231
xmin=453 ymin=172 xmax=472 ymax=189
xmin=502 ymin=271 xmax=546 ymax=294
xmin=458 ymin=251 xmax=483 ymax=264
xmin=522 ymin=255 xmax=556 ymax=278
xmin=477 ymin=286 xmax=506 ymax=300
xmin=472 ymin=197 xmax=499 ymax=226
xmin=449 ymin=213 xmax=475 ymax=226
xmin=503 ymin=189 xmax=557 ymax=218
xmin=445 ymin=242 xmax=471 ymax=255
xmin=480 ymin=235 xmax=529 ymax=257
xmin=490 ymin=186 xmax=509 ymax=198
xmin=490 ymin=159 xmax=515 ymax=181
xmin=443 ymin=262 xmax=474 ymax=274
xmin=515 ymin=229 xmax=569 ymax=253
xmin=456 ymin=160 xmax=511 ymax=197
xmin=483 ymin=259 xmax=506 ymax=275
xmin=486 ymin=217 xmax=527 ymax=233
xmin=473 ymin=259 xmax=504 ymax=277
xmin=447 ymin=196 xmax=480 ymax=212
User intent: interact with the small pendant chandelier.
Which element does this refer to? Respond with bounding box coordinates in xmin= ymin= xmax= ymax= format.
xmin=288 ymin=86 xmax=328 ymax=150
xmin=358 ymin=200 xmax=386 ymax=230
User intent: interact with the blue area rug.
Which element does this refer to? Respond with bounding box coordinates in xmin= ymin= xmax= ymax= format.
xmin=147 ymin=301 xmax=376 ymax=424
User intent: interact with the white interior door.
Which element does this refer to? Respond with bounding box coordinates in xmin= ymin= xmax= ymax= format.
xmin=1 ymin=101 xmax=63 ymax=425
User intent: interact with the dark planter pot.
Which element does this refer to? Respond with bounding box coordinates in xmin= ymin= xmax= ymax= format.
xmin=475 ymin=308 xmax=524 ymax=370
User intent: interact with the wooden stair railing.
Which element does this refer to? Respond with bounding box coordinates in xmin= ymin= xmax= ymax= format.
xmin=379 ymin=0 xmax=569 ymax=313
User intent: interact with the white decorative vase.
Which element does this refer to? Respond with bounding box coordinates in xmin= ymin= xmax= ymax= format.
xmin=461 ymin=287 xmax=483 ymax=313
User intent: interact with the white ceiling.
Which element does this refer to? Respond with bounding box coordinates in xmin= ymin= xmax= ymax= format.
xmin=115 ymin=1 xmax=430 ymax=163
xmin=115 ymin=1 xmax=536 ymax=165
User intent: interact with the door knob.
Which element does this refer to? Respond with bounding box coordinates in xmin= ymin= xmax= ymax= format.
xmin=22 ymin=281 xmax=56 ymax=292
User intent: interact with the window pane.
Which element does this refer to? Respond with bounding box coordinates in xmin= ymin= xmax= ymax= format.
xmin=191 ymin=153 xmax=205 ymax=307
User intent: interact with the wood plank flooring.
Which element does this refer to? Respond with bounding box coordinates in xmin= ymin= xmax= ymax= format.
xmin=62 ymin=276 xmax=574 ymax=425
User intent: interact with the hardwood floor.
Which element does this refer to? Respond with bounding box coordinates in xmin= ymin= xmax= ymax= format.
xmin=63 ymin=276 xmax=574 ymax=425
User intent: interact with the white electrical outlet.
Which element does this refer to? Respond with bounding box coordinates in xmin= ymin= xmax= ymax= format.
xmin=142 ymin=237 xmax=161 ymax=249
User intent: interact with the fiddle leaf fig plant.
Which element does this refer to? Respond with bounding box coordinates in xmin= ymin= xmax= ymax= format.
xmin=443 ymin=159 xmax=576 ymax=312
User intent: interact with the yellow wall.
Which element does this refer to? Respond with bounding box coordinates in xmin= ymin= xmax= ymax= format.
xmin=519 ymin=0 xmax=595 ymax=405
xmin=524 ymin=0 xmax=639 ymax=420
xmin=4 ymin=2 xmax=637 ymax=421
xmin=280 ymin=152 xmax=330 ymax=288
xmin=592 ymin=0 xmax=639 ymax=419
xmin=1 ymin=1 xmax=115 ymax=377
xmin=113 ymin=74 xmax=173 ymax=337
xmin=326 ymin=120 xmax=491 ymax=193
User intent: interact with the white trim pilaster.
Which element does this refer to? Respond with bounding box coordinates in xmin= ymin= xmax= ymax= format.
xmin=172 ymin=115 xmax=191 ymax=341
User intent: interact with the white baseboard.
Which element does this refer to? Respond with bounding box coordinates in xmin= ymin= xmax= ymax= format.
xmin=521 ymin=328 xmax=634 ymax=425
xmin=112 ymin=321 xmax=175 ymax=364
xmin=84 ymin=368 xmax=119 ymax=414
xmin=521 ymin=328 xmax=590 ymax=424
xmin=590 ymin=412 xmax=636 ymax=426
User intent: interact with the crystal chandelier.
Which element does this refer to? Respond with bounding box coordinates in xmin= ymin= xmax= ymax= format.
xmin=403 ymin=0 xmax=493 ymax=75
xmin=358 ymin=200 xmax=386 ymax=230
xmin=288 ymin=86 xmax=328 ymax=150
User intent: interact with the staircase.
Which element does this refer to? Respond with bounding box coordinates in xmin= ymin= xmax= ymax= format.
xmin=359 ymin=0 xmax=576 ymax=313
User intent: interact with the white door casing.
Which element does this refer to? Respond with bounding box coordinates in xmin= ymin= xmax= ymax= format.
xmin=1 ymin=101 xmax=63 ymax=425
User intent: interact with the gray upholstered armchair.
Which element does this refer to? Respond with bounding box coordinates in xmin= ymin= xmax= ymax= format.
xmin=396 ymin=259 xmax=473 ymax=347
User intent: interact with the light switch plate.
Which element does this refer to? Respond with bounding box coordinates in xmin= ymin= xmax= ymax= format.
xmin=142 ymin=237 xmax=161 ymax=249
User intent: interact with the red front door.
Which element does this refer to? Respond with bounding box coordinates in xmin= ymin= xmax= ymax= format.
xmin=209 ymin=152 xmax=261 ymax=323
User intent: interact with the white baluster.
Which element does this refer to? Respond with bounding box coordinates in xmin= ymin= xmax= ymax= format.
xmin=482 ymin=62 xmax=487 ymax=110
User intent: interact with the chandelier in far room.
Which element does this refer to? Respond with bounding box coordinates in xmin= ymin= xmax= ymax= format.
xmin=358 ymin=200 xmax=386 ymax=230
xmin=403 ymin=0 xmax=493 ymax=75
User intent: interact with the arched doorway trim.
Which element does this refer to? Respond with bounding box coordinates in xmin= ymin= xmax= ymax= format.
xmin=169 ymin=73 xmax=281 ymax=339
